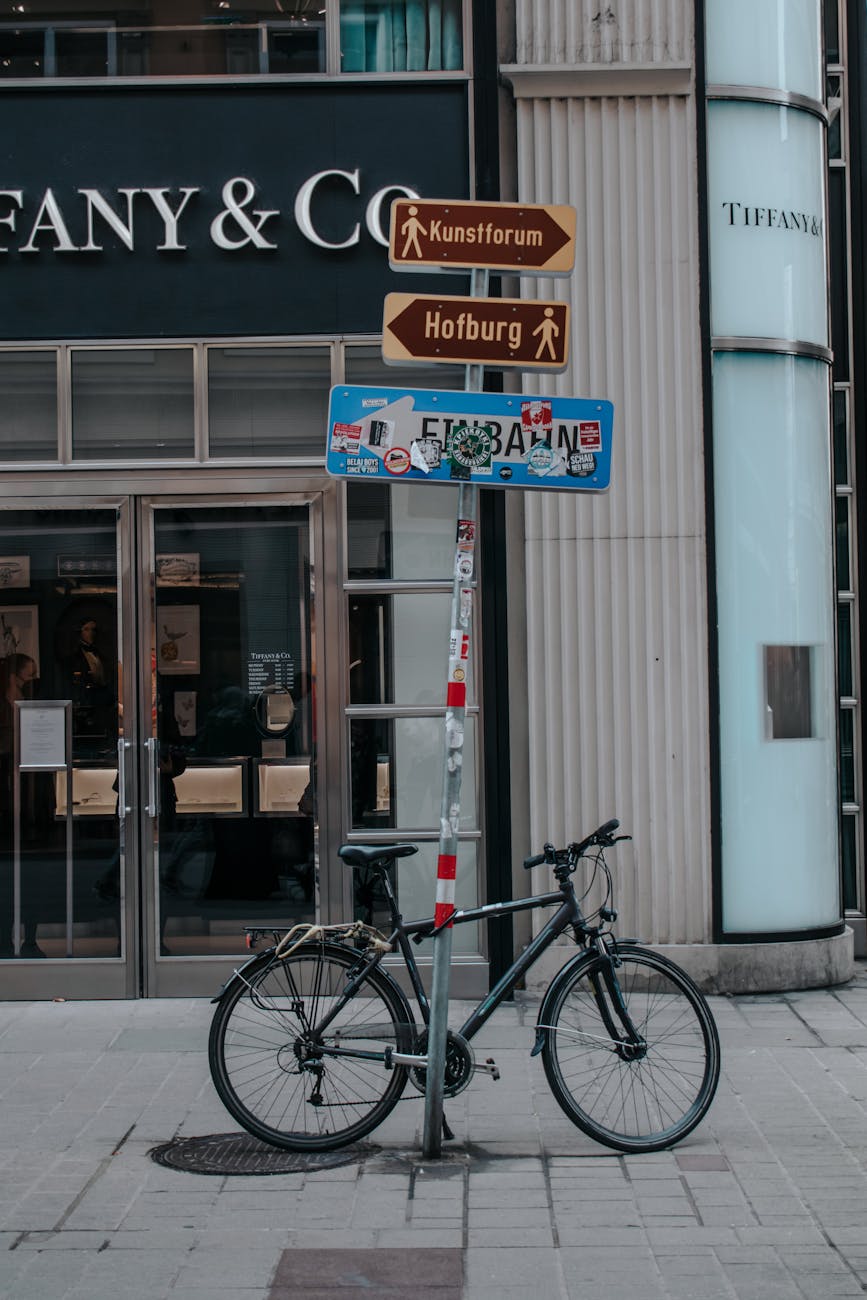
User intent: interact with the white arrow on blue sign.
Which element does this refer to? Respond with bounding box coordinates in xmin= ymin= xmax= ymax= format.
xmin=326 ymin=386 xmax=613 ymax=491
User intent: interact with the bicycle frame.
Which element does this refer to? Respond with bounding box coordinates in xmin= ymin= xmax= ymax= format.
xmin=367 ymin=870 xmax=589 ymax=1048
xmin=247 ymin=864 xmax=645 ymax=1072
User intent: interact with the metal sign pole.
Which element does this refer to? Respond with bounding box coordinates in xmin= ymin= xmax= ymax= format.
xmin=422 ymin=269 xmax=487 ymax=1159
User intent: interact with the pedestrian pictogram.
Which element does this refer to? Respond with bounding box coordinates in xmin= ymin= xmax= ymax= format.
xmin=389 ymin=199 xmax=577 ymax=275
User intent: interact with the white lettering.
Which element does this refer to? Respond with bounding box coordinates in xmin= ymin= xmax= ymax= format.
xmin=79 ymin=187 xmax=138 ymax=251
xmin=294 ymin=168 xmax=360 ymax=250
xmin=1 ymin=172 xmax=422 ymax=256
xmin=0 ymin=190 xmax=22 ymax=252
xmin=20 ymin=189 xmax=77 ymax=253
xmin=142 ymin=187 xmax=199 ymax=251
xmin=210 ymin=177 xmax=278 ymax=250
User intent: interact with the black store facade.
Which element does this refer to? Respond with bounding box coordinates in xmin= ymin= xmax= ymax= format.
xmin=0 ymin=57 xmax=508 ymax=997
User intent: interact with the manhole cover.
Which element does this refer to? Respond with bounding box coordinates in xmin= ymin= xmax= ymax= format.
xmin=149 ymin=1133 xmax=376 ymax=1176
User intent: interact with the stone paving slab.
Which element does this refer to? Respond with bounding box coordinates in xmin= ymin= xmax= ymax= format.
xmin=0 ymin=963 xmax=864 ymax=1298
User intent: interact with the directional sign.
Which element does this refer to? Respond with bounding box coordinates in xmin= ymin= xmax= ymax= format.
xmin=389 ymin=199 xmax=577 ymax=275
xmin=325 ymin=386 xmax=613 ymax=492
xmin=382 ymin=293 xmax=570 ymax=371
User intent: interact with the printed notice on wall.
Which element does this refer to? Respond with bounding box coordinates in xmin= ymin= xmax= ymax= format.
xmin=17 ymin=701 xmax=68 ymax=771
xmin=247 ymin=651 xmax=295 ymax=696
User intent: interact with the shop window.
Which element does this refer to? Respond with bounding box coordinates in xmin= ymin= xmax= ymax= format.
xmin=840 ymin=706 xmax=855 ymax=802
xmin=764 ymin=645 xmax=814 ymax=740
xmin=71 ymin=349 xmax=194 ymax=461
xmin=207 ymin=346 xmax=330 ymax=459
xmin=842 ymin=813 xmax=858 ymax=910
xmin=0 ymin=352 xmax=57 ymax=462
xmin=347 ymin=481 xmax=461 ymax=580
xmin=340 ymin=0 xmax=463 ymax=71
xmin=345 ymin=343 xmax=464 ymax=393
xmin=0 ymin=1 xmax=468 ymax=79
xmin=349 ymin=591 xmax=472 ymax=705
xmin=349 ymin=715 xmax=476 ymax=830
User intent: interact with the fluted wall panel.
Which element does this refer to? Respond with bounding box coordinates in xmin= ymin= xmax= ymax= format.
xmin=512 ymin=70 xmax=711 ymax=942
xmin=516 ymin=0 xmax=692 ymax=67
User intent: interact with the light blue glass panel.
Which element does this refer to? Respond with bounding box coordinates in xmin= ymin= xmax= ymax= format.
xmin=713 ymin=352 xmax=838 ymax=931
xmin=707 ymin=102 xmax=827 ymax=346
xmin=705 ymin=0 xmax=822 ymax=101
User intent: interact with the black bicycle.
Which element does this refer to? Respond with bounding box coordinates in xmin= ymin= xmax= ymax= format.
xmin=208 ymin=820 xmax=721 ymax=1154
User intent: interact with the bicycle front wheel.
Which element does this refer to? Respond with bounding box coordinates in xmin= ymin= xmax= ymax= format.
xmin=541 ymin=946 xmax=720 ymax=1153
xmin=208 ymin=942 xmax=412 ymax=1152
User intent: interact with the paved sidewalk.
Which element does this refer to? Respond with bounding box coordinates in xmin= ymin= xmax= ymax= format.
xmin=0 ymin=964 xmax=865 ymax=1299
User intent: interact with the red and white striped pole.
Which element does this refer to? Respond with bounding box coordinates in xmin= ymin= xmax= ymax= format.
xmin=422 ymin=485 xmax=476 ymax=1157
xmin=422 ymin=270 xmax=487 ymax=1158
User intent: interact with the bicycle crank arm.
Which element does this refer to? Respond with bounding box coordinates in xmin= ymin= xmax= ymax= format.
xmin=384 ymin=1048 xmax=429 ymax=1069
xmin=474 ymin=1057 xmax=500 ymax=1080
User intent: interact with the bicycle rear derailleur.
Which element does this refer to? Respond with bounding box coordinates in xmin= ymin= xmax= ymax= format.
xmin=408 ymin=1030 xmax=500 ymax=1098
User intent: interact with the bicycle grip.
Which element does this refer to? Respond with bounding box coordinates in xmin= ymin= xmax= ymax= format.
xmin=523 ymin=849 xmax=547 ymax=870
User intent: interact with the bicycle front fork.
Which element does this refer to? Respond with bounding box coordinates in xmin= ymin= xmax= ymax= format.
xmin=590 ymin=937 xmax=647 ymax=1060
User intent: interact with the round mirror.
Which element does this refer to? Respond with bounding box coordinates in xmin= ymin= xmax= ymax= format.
xmin=253 ymin=685 xmax=296 ymax=737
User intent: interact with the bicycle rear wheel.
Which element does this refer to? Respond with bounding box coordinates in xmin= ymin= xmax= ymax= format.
xmin=208 ymin=942 xmax=412 ymax=1152
xmin=541 ymin=946 xmax=720 ymax=1153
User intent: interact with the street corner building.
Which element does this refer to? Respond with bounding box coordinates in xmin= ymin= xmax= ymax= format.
xmin=0 ymin=0 xmax=860 ymax=1000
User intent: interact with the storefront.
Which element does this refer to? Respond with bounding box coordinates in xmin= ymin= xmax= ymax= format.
xmin=0 ymin=2 xmax=506 ymax=997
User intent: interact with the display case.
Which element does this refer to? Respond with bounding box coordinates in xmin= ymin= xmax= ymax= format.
xmin=173 ymin=759 xmax=247 ymax=816
xmin=254 ymin=758 xmax=311 ymax=816
xmin=54 ymin=766 xmax=118 ymax=817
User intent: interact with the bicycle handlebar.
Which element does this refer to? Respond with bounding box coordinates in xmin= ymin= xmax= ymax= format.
xmin=523 ymin=818 xmax=626 ymax=871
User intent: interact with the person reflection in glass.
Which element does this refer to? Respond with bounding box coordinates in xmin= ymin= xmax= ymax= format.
xmin=67 ymin=617 xmax=112 ymax=743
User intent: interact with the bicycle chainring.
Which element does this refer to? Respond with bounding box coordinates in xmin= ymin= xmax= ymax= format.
xmin=410 ymin=1029 xmax=475 ymax=1097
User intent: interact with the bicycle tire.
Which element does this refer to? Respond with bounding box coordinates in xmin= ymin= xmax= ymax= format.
xmin=208 ymin=941 xmax=413 ymax=1152
xmin=540 ymin=945 xmax=720 ymax=1153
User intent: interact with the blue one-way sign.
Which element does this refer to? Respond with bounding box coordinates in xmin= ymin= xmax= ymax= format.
xmin=326 ymin=386 xmax=613 ymax=491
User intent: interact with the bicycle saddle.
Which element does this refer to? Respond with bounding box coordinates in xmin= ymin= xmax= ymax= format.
xmin=338 ymin=843 xmax=418 ymax=870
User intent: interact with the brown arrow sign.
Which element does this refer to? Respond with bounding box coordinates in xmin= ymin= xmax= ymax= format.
xmin=382 ymin=293 xmax=570 ymax=370
xmin=389 ymin=199 xmax=577 ymax=275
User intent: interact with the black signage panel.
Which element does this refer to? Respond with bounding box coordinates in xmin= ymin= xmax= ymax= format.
xmin=0 ymin=84 xmax=470 ymax=339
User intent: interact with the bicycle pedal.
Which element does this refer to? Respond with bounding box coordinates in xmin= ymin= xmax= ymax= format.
xmin=475 ymin=1057 xmax=500 ymax=1081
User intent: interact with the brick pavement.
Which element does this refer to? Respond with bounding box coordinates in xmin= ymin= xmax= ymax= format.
xmin=0 ymin=963 xmax=864 ymax=1298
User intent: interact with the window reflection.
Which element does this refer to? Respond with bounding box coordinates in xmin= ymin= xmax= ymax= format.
xmin=72 ymin=350 xmax=194 ymax=461
xmin=208 ymin=346 xmax=330 ymax=459
xmin=350 ymin=715 xmax=476 ymax=830
xmin=0 ymin=352 xmax=57 ymax=462
xmin=0 ymin=2 xmax=326 ymax=79
xmin=349 ymin=592 xmax=470 ymax=705
xmin=347 ymin=482 xmax=461 ymax=580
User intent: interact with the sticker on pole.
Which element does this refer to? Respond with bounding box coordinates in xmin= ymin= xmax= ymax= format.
xmin=326 ymin=386 xmax=613 ymax=492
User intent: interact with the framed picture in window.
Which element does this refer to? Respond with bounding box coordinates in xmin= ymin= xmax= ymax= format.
xmin=156 ymin=605 xmax=200 ymax=675
xmin=0 ymin=556 xmax=29 ymax=590
xmin=156 ymin=553 xmax=200 ymax=587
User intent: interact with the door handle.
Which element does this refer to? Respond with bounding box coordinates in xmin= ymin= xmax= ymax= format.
xmin=116 ymin=738 xmax=131 ymax=821
xmin=145 ymin=737 xmax=160 ymax=817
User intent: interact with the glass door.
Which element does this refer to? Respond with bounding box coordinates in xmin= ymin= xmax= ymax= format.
xmin=140 ymin=498 xmax=318 ymax=996
xmin=0 ymin=500 xmax=133 ymax=997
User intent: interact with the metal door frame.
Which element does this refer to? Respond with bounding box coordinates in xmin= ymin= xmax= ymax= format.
xmin=137 ymin=489 xmax=333 ymax=997
xmin=0 ymin=492 xmax=136 ymax=998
